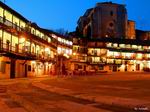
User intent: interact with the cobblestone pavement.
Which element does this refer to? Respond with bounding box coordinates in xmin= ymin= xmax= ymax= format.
xmin=7 ymin=83 xmax=111 ymax=112
xmin=0 ymin=72 xmax=150 ymax=112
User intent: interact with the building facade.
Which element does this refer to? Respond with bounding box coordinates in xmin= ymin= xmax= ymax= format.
xmin=0 ymin=1 xmax=72 ymax=79
xmin=1 ymin=1 xmax=150 ymax=78
xmin=72 ymin=2 xmax=150 ymax=73
xmin=77 ymin=2 xmax=127 ymax=39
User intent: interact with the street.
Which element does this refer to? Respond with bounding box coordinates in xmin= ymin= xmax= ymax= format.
xmin=0 ymin=72 xmax=150 ymax=112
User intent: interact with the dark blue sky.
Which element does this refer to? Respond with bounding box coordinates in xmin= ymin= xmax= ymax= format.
xmin=3 ymin=0 xmax=150 ymax=31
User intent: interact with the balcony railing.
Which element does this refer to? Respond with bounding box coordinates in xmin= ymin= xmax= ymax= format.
xmin=0 ymin=41 xmax=55 ymax=62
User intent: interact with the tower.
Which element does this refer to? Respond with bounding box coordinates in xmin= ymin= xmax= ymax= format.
xmin=77 ymin=2 xmax=128 ymax=39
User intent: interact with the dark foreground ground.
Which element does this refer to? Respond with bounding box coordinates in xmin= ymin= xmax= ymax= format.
xmin=0 ymin=72 xmax=150 ymax=112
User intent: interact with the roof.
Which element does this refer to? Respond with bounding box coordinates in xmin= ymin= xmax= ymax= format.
xmin=0 ymin=1 xmax=29 ymax=23
xmin=83 ymin=8 xmax=93 ymax=17
xmin=41 ymin=28 xmax=72 ymax=41
xmin=0 ymin=1 xmax=58 ymax=37
xmin=96 ymin=2 xmax=124 ymax=6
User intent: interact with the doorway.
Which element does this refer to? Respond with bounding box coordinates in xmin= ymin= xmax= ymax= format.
xmin=136 ymin=64 xmax=140 ymax=71
xmin=113 ymin=66 xmax=117 ymax=72
xmin=10 ymin=59 xmax=16 ymax=79
xmin=25 ymin=64 xmax=27 ymax=77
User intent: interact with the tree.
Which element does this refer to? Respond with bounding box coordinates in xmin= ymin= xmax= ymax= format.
xmin=55 ymin=28 xmax=69 ymax=36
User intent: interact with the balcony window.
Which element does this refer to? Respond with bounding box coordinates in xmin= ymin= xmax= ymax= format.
xmin=113 ymin=43 xmax=118 ymax=48
xmin=125 ymin=53 xmax=133 ymax=58
xmin=107 ymin=59 xmax=114 ymax=64
xmin=41 ymin=33 xmax=44 ymax=39
xmin=147 ymin=54 xmax=150 ymax=58
xmin=107 ymin=51 xmax=114 ymax=57
xmin=48 ymin=37 xmax=51 ymax=43
xmin=0 ymin=7 xmax=4 ymax=17
xmin=93 ymin=50 xmax=97 ymax=55
xmin=31 ymin=27 xmax=35 ymax=35
xmin=88 ymin=48 xmax=93 ymax=55
xmin=143 ymin=46 xmax=148 ymax=50
xmin=45 ymin=48 xmax=50 ymax=57
xmin=58 ymin=37 xmax=61 ymax=42
xmin=51 ymin=34 xmax=56 ymax=38
xmin=114 ymin=52 xmax=120 ymax=58
xmin=96 ymin=49 xmax=100 ymax=56
xmin=3 ymin=31 xmax=11 ymax=44
xmin=107 ymin=43 xmax=112 ymax=47
xmin=24 ymin=41 xmax=30 ymax=53
xmin=100 ymin=49 xmax=107 ymax=55
xmin=126 ymin=44 xmax=131 ymax=49
xmin=69 ymin=49 xmax=72 ymax=55
xmin=20 ymin=20 xmax=26 ymax=30
xmin=13 ymin=16 xmax=19 ymax=26
xmin=4 ymin=10 xmax=12 ymax=22
xmin=57 ymin=47 xmax=62 ymax=54
xmin=136 ymin=53 xmax=142 ymax=59
xmin=0 ymin=30 xmax=2 ymax=39
xmin=69 ymin=41 xmax=73 ymax=46
xmin=132 ymin=45 xmax=138 ymax=49
xmin=36 ymin=45 xmax=40 ymax=55
xmin=31 ymin=43 xmax=35 ymax=54
xmin=65 ymin=49 xmax=69 ymax=54
xmin=94 ymin=57 xmax=100 ymax=63
xmin=137 ymin=46 xmax=142 ymax=50
xmin=119 ymin=44 xmax=125 ymax=48
xmin=36 ymin=30 xmax=41 ymax=38
xmin=66 ymin=40 xmax=69 ymax=45
xmin=51 ymin=51 xmax=54 ymax=58
xmin=115 ymin=60 xmax=122 ymax=64
xmin=12 ymin=35 xmax=18 ymax=52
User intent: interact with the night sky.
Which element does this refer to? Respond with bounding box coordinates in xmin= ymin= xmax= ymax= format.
xmin=3 ymin=0 xmax=150 ymax=32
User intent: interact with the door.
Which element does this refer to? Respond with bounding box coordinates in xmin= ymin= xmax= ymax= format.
xmin=10 ymin=59 xmax=16 ymax=79
xmin=25 ymin=64 xmax=27 ymax=77
xmin=125 ymin=65 xmax=128 ymax=71
xmin=136 ymin=64 xmax=140 ymax=71
xmin=113 ymin=66 xmax=117 ymax=72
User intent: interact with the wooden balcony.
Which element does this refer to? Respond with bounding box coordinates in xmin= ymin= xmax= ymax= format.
xmin=0 ymin=42 xmax=56 ymax=63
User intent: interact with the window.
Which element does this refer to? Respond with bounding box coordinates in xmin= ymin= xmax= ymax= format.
xmin=31 ymin=43 xmax=35 ymax=54
xmin=36 ymin=30 xmax=41 ymax=37
xmin=0 ymin=30 xmax=2 ymax=39
xmin=110 ymin=11 xmax=114 ymax=16
xmin=28 ymin=65 xmax=31 ymax=72
xmin=3 ymin=31 xmax=11 ymax=44
xmin=109 ymin=22 xmax=114 ymax=27
xmin=13 ymin=16 xmax=19 ymax=26
xmin=31 ymin=27 xmax=35 ymax=35
xmin=20 ymin=20 xmax=26 ymax=29
xmin=12 ymin=35 xmax=18 ymax=52
xmin=48 ymin=37 xmax=51 ymax=43
xmin=99 ymin=66 xmax=104 ymax=70
xmin=0 ymin=7 xmax=4 ymax=17
xmin=4 ymin=10 xmax=12 ymax=22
